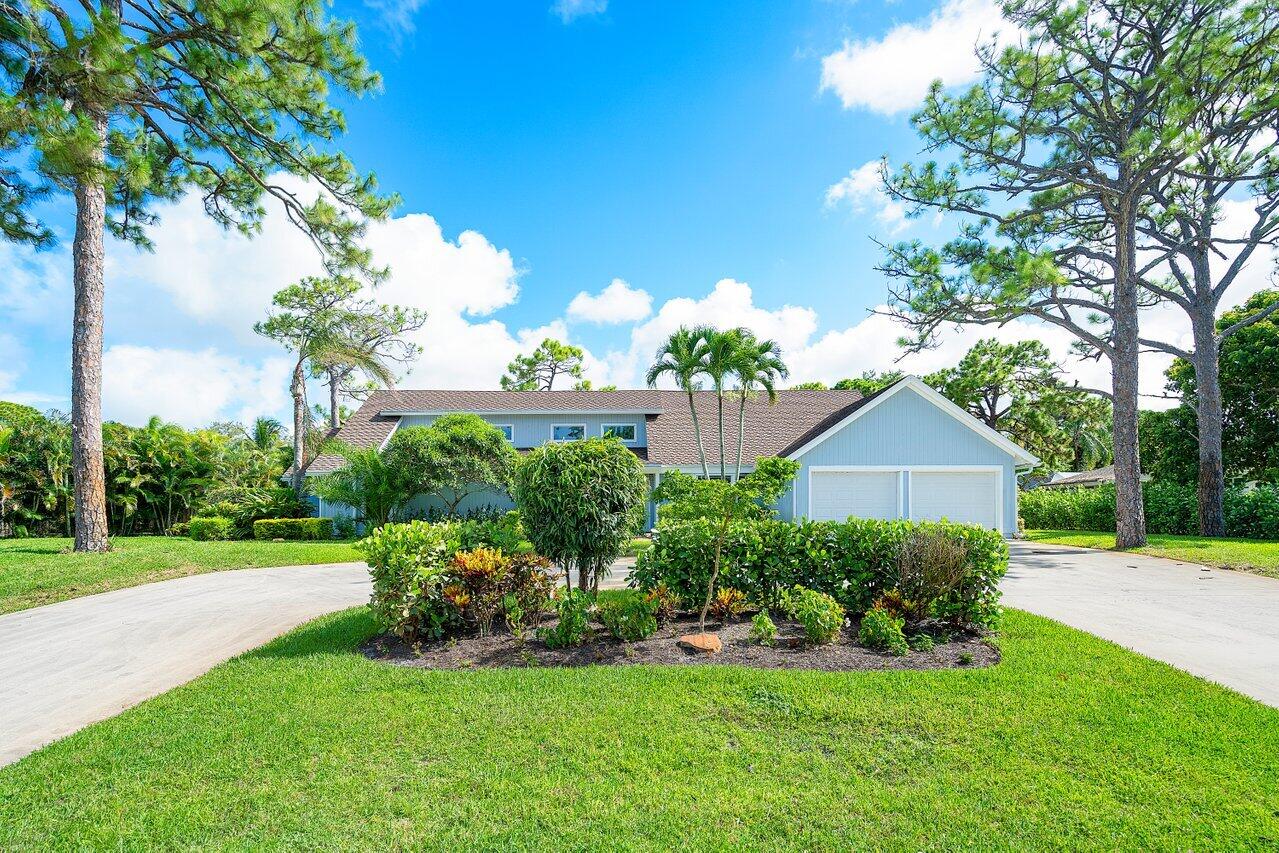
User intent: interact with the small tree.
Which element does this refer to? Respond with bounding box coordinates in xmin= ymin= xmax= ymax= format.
xmin=500 ymin=339 xmax=585 ymax=390
xmin=646 ymin=326 xmax=713 ymax=478
xmin=652 ymin=457 xmax=800 ymax=634
xmin=513 ymin=437 xmax=647 ymax=595
xmin=729 ymin=333 xmax=788 ymax=480
xmin=309 ymin=443 xmax=410 ymax=529
xmin=385 ymin=415 xmax=518 ymax=515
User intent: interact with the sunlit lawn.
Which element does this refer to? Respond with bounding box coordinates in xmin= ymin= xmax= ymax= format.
xmin=1025 ymin=530 xmax=1279 ymax=579
xmin=0 ymin=536 xmax=362 ymax=614
xmin=1 ymin=607 xmax=1276 ymax=849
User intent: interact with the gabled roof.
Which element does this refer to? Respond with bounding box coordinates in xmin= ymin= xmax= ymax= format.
xmin=300 ymin=377 xmax=1039 ymax=475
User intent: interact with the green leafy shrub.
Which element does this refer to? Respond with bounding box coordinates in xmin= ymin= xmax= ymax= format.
xmin=189 ymin=516 xmax=234 ymax=541
xmin=1020 ymin=482 xmax=1279 ymax=538
xmin=633 ymin=517 xmax=1008 ymax=628
xmin=167 ymin=521 xmax=190 ymax=537
xmin=597 ymin=594 xmax=659 ymax=642
xmin=506 ymin=552 xmax=556 ymax=631
xmin=253 ymin=517 xmax=333 ymax=540
xmin=197 ymin=486 xmax=313 ymax=538
xmin=781 ymin=585 xmax=844 ymax=645
xmin=908 ymin=633 xmax=936 ymax=652
xmin=539 ymin=588 xmax=593 ymax=648
xmin=514 ymin=437 xmax=648 ymax=594
xmin=750 ymin=610 xmax=778 ymax=646
xmin=859 ymin=606 xmax=908 ymax=656
xmin=358 ymin=520 xmax=460 ymax=640
xmin=333 ymin=516 xmax=357 ymax=539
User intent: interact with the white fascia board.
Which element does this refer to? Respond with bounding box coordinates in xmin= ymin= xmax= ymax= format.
xmin=785 ymin=376 xmax=1040 ymax=466
xmin=377 ymin=408 xmax=661 ymax=417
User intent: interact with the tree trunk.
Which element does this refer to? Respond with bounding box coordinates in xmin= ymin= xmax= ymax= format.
xmin=717 ymin=391 xmax=726 ymax=480
xmin=698 ymin=515 xmax=729 ymax=634
xmin=734 ymin=391 xmax=747 ymax=481
xmin=1190 ymin=313 xmax=1226 ymax=536
xmin=291 ymin=357 xmax=307 ymax=497
xmin=686 ymin=389 xmax=710 ymax=478
xmin=328 ymin=369 xmax=341 ymax=430
xmin=1111 ymin=193 xmax=1147 ymax=549
xmin=70 ymin=116 xmax=110 ymax=553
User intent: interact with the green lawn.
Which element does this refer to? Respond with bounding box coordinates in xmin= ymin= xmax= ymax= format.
xmin=1025 ymin=530 xmax=1279 ymax=579
xmin=0 ymin=536 xmax=362 ymax=615
xmin=1 ymin=608 xmax=1275 ymax=849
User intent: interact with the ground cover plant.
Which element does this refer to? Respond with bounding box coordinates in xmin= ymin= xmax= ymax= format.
xmin=1019 ymin=482 xmax=1279 ymax=538
xmin=0 ymin=537 xmax=361 ymax=614
xmin=0 ymin=607 xmax=1275 ymax=849
xmin=1024 ymin=530 xmax=1279 ymax=580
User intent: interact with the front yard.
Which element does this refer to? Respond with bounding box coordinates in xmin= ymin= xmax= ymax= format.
xmin=0 ymin=606 xmax=1274 ymax=848
xmin=0 ymin=537 xmax=361 ymax=615
xmin=1025 ymin=530 xmax=1279 ymax=579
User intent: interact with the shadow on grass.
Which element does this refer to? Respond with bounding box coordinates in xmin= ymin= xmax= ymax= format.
xmin=245 ymin=607 xmax=379 ymax=661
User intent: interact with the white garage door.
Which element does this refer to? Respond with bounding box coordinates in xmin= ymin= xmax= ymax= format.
xmin=810 ymin=470 xmax=900 ymax=522
xmin=910 ymin=470 xmax=999 ymax=529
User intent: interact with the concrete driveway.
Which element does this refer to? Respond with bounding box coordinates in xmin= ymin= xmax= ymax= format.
xmin=0 ymin=562 xmax=369 ymax=767
xmin=1003 ymin=541 xmax=1279 ymax=708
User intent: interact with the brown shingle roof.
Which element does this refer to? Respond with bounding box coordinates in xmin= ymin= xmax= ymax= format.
xmin=301 ymin=387 xmax=878 ymax=475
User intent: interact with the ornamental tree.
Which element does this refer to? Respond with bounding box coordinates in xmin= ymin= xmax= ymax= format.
xmin=385 ymin=414 xmax=518 ymax=516
xmin=1 ymin=0 xmax=394 ymax=550
xmin=500 ymin=338 xmax=584 ymax=391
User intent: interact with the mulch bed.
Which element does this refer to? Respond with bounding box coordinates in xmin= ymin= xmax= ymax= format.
xmin=361 ymin=613 xmax=1000 ymax=672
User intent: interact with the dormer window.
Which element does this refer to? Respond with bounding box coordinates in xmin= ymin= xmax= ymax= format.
xmin=601 ymin=423 xmax=637 ymax=443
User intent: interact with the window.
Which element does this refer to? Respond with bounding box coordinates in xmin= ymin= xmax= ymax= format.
xmin=552 ymin=424 xmax=585 ymax=442
xmin=494 ymin=424 xmax=514 ymax=442
xmin=601 ymin=423 xmax=637 ymax=442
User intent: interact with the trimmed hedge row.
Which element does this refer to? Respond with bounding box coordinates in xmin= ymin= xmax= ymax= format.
xmin=253 ymin=517 xmax=334 ymax=540
xmin=189 ymin=516 xmax=234 ymax=541
xmin=631 ymin=517 xmax=1008 ymax=629
xmin=1020 ymin=482 xmax=1279 ymax=538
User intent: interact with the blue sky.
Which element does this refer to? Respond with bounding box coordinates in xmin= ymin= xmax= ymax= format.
xmin=4 ymin=0 xmax=1231 ymax=427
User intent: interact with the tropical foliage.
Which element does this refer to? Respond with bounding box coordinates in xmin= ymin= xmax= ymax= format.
xmin=385 ymin=415 xmax=518 ymax=515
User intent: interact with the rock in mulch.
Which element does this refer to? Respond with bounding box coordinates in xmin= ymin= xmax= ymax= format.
xmin=677 ymin=632 xmax=723 ymax=654
xmin=361 ymin=612 xmax=999 ymax=673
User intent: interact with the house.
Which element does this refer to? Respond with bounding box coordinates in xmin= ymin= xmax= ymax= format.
xmin=1033 ymin=465 xmax=1150 ymax=489
xmin=302 ymin=376 xmax=1039 ymax=536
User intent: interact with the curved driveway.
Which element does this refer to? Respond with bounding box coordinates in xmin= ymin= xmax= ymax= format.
xmin=1003 ymin=541 xmax=1279 ymax=708
xmin=0 ymin=562 xmax=369 ymax=767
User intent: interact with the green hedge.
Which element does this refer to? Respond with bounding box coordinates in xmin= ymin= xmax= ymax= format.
xmin=253 ymin=518 xmax=334 ymax=540
xmin=189 ymin=516 xmax=234 ymax=541
xmin=1020 ymin=482 xmax=1279 ymax=538
xmin=631 ymin=518 xmax=1008 ymax=629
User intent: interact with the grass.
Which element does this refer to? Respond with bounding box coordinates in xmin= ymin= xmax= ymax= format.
xmin=1 ymin=609 xmax=1276 ymax=849
xmin=0 ymin=536 xmax=362 ymax=615
xmin=623 ymin=535 xmax=652 ymax=558
xmin=1025 ymin=530 xmax=1279 ymax=579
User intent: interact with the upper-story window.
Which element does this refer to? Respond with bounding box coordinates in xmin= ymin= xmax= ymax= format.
xmin=601 ymin=423 xmax=637 ymax=443
xmin=552 ymin=424 xmax=586 ymax=442
xmin=494 ymin=424 xmax=514 ymax=442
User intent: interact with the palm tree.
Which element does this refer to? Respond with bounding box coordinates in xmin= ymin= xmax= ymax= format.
xmin=646 ymin=326 xmax=714 ymax=479
xmin=730 ymin=335 xmax=788 ymax=480
xmin=701 ymin=328 xmax=748 ymax=480
xmin=248 ymin=417 xmax=285 ymax=452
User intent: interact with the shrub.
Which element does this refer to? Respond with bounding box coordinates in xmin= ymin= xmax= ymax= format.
xmin=451 ymin=547 xmax=511 ymax=636
xmin=253 ymin=517 xmax=333 ymax=540
xmin=781 ymin=585 xmax=844 ymax=646
xmin=196 ymin=486 xmax=312 ymax=538
xmin=539 ymin=588 xmax=593 ymax=648
xmin=643 ymin=582 xmax=681 ymax=624
xmin=506 ymin=552 xmax=556 ymax=632
xmin=333 ymin=516 xmax=357 ymax=540
xmin=385 ymin=415 xmax=518 ymax=516
xmin=597 ymin=594 xmax=659 ymax=642
xmin=358 ymin=520 xmax=459 ymax=640
xmin=167 ymin=521 xmax=190 ymax=537
xmin=893 ymin=528 xmax=970 ymax=624
xmin=1019 ymin=481 xmax=1279 ymax=538
xmin=514 ymin=437 xmax=648 ymax=595
xmin=750 ymin=610 xmax=778 ymax=646
xmin=907 ymin=633 xmax=936 ymax=652
xmin=189 ymin=516 xmax=234 ymax=541
xmin=859 ymin=606 xmax=908 ymax=656
xmin=633 ymin=517 xmax=1008 ymax=629
xmin=708 ymin=587 xmax=746 ymax=622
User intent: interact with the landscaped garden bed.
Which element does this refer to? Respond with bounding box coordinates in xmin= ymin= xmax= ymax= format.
xmin=362 ymin=607 xmax=997 ymax=671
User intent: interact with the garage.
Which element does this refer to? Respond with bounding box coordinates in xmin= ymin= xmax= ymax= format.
xmin=807 ymin=466 xmax=1002 ymax=531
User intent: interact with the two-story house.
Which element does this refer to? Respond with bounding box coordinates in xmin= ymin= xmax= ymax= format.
xmin=301 ymin=376 xmax=1038 ymax=535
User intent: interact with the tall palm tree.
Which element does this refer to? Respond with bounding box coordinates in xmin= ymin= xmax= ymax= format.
xmin=700 ymin=327 xmax=749 ymax=480
xmin=730 ymin=335 xmax=788 ymax=480
xmin=249 ymin=417 xmax=285 ymax=452
xmin=645 ymin=326 xmax=712 ymax=479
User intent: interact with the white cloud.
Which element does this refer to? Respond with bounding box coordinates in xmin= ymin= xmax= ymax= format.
xmin=364 ymin=0 xmax=428 ymax=41
xmin=0 ymin=241 xmax=70 ymax=328
xmin=567 ymin=278 xmax=653 ymax=324
xmin=552 ymin=0 xmax=607 ymax=23
xmin=820 ymin=0 xmax=1008 ymax=115
xmin=102 ymin=345 xmax=293 ymax=428
xmin=825 ymin=160 xmax=909 ymax=233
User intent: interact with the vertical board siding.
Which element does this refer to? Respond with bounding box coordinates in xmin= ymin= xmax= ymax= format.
xmin=783 ymin=387 xmax=1019 ymax=535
